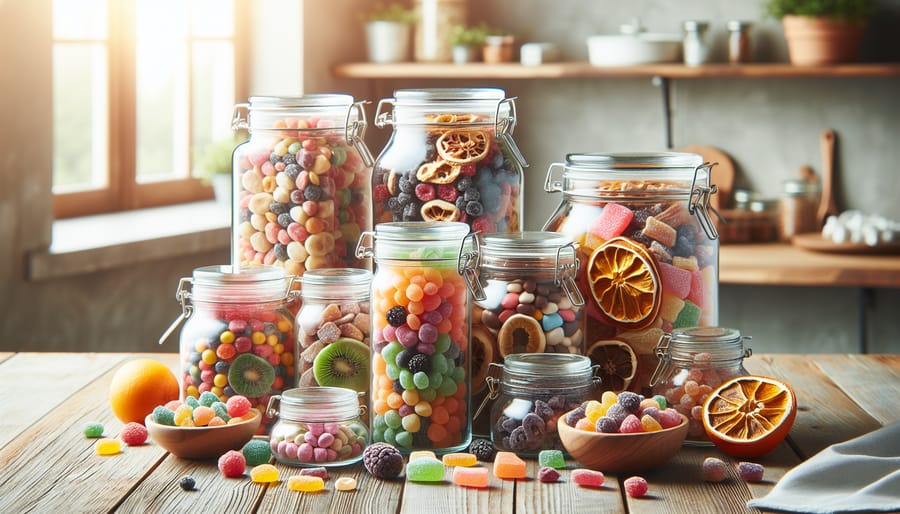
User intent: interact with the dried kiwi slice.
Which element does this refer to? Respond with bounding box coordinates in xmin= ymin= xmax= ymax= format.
xmin=313 ymin=338 xmax=370 ymax=392
xmin=228 ymin=354 xmax=276 ymax=398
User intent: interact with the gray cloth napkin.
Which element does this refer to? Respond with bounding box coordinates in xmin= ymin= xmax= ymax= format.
xmin=748 ymin=422 xmax=900 ymax=513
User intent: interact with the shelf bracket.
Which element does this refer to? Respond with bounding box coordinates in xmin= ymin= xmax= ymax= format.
xmin=652 ymin=76 xmax=673 ymax=149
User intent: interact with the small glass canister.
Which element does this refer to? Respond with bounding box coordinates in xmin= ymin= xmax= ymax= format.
xmin=779 ymin=179 xmax=821 ymax=241
xmin=267 ymin=386 xmax=368 ymax=466
xmin=487 ymin=353 xmax=599 ymax=455
xmin=683 ymin=20 xmax=710 ymax=66
xmin=649 ymin=327 xmax=752 ymax=445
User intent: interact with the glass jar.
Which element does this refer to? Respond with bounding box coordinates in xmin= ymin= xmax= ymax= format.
xmin=160 ymin=265 xmax=297 ymax=429
xmin=414 ymin=0 xmax=467 ymax=62
xmin=779 ymin=179 xmax=821 ymax=241
xmin=231 ymin=95 xmax=374 ymax=275
xmin=649 ymin=327 xmax=752 ymax=444
xmin=727 ymin=20 xmax=752 ymax=63
xmin=542 ymin=153 xmax=720 ymax=397
xmin=372 ymin=88 xmax=527 ymax=235
xmin=294 ymin=268 xmax=372 ymax=415
xmin=683 ymin=20 xmax=710 ymax=66
xmin=487 ymin=353 xmax=598 ymax=455
xmin=356 ymin=221 xmax=474 ymax=453
xmin=267 ymin=386 xmax=368 ymax=466
xmin=470 ymin=231 xmax=584 ymax=435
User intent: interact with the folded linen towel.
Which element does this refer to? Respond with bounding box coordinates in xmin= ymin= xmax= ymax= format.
xmin=747 ymin=422 xmax=900 ymax=513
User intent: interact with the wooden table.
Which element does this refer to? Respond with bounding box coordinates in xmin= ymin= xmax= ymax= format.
xmin=0 ymin=353 xmax=897 ymax=513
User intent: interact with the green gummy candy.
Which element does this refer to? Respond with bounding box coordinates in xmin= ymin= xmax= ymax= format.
xmin=538 ymin=450 xmax=566 ymax=469
xmin=406 ymin=458 xmax=445 ymax=482
xmin=652 ymin=395 xmax=667 ymax=410
xmin=395 ymin=430 xmax=413 ymax=448
xmin=83 ymin=422 xmax=104 ymax=438
xmin=673 ymin=300 xmax=702 ymax=328
xmin=242 ymin=439 xmax=272 ymax=466
xmin=198 ymin=391 xmax=219 ymax=407
xmin=152 ymin=406 xmax=176 ymax=426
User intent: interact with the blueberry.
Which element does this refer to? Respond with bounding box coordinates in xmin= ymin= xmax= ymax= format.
xmin=395 ymin=348 xmax=416 ymax=368
xmin=387 ymin=197 xmax=400 ymax=211
xmin=455 ymin=196 xmax=468 ymax=210
xmin=392 ymin=379 xmax=404 ymax=394
xmin=465 ymin=201 xmax=484 ymax=217
xmin=178 ymin=476 xmax=196 ymax=491
xmin=397 ymin=192 xmax=412 ymax=207
xmin=463 ymin=188 xmax=480 ymax=202
xmin=456 ymin=176 xmax=473 ymax=192
xmin=214 ymin=361 xmax=229 ymax=374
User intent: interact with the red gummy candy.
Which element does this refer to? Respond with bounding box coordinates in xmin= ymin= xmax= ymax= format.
xmin=702 ymin=457 xmax=728 ymax=482
xmin=658 ymin=262 xmax=692 ymax=299
xmin=619 ymin=414 xmax=644 ymax=433
xmin=120 ymin=422 xmax=148 ymax=446
xmin=590 ymin=203 xmax=634 ymax=240
xmin=657 ymin=408 xmax=683 ymax=429
xmin=226 ymin=395 xmax=251 ymax=418
xmin=218 ymin=450 xmax=247 ymax=478
xmin=624 ymin=476 xmax=648 ymax=497
xmin=686 ymin=269 xmax=705 ymax=307
xmin=538 ymin=466 xmax=560 ymax=483
xmin=571 ymin=468 xmax=605 ymax=487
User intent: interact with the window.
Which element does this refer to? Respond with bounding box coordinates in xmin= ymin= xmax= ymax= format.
xmin=52 ymin=0 xmax=248 ymax=218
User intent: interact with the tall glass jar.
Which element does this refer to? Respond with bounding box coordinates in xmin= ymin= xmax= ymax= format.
xmin=161 ymin=265 xmax=297 ymax=430
xmin=470 ymin=231 xmax=584 ymax=435
xmin=372 ymin=88 xmax=527 ymax=235
xmin=649 ymin=327 xmax=752 ymax=444
xmin=542 ymin=153 xmax=720 ymax=397
xmin=231 ymin=95 xmax=374 ymax=275
xmin=295 ymin=268 xmax=372 ymax=416
xmin=356 ymin=221 xmax=474 ymax=453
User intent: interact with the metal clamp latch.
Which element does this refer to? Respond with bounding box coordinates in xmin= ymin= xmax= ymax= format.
xmin=158 ymin=277 xmax=194 ymax=345
xmin=458 ymin=232 xmax=485 ymax=301
xmin=689 ymin=161 xmax=720 ymax=240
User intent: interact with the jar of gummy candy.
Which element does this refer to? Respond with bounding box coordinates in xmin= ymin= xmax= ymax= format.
xmin=486 ymin=353 xmax=599 ymax=455
xmin=266 ymin=386 xmax=368 ymax=466
xmin=356 ymin=221 xmax=475 ymax=453
xmin=231 ymin=95 xmax=374 ymax=275
xmin=295 ymin=268 xmax=372 ymax=414
xmin=542 ymin=152 xmax=719 ymax=397
xmin=649 ymin=326 xmax=751 ymax=445
xmin=372 ymin=88 xmax=527 ymax=235
xmin=469 ymin=231 xmax=585 ymax=435
xmin=160 ymin=265 xmax=297 ymax=429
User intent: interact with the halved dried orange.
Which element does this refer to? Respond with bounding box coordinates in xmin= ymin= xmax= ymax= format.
xmin=436 ymin=129 xmax=490 ymax=164
xmin=469 ymin=326 xmax=495 ymax=395
xmin=586 ymin=237 xmax=661 ymax=329
xmin=702 ymin=375 xmax=797 ymax=458
xmin=585 ymin=339 xmax=637 ymax=393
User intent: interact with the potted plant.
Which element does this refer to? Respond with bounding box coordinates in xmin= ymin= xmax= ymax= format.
xmin=363 ymin=3 xmax=417 ymax=63
xmin=196 ymin=137 xmax=239 ymax=206
xmin=449 ymin=24 xmax=488 ymax=64
xmin=764 ymin=0 xmax=873 ymax=65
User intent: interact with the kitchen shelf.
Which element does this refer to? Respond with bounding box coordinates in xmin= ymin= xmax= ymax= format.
xmin=332 ymin=61 xmax=900 ymax=80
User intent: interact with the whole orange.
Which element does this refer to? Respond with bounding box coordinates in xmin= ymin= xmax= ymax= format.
xmin=109 ymin=358 xmax=180 ymax=424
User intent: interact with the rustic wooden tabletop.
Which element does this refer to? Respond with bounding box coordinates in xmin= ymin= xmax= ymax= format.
xmin=0 ymin=352 xmax=897 ymax=513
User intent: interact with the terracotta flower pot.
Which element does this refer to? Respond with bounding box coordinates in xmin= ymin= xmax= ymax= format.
xmin=782 ymin=15 xmax=865 ymax=66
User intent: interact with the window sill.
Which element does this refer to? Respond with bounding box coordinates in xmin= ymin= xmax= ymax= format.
xmin=29 ymin=201 xmax=231 ymax=281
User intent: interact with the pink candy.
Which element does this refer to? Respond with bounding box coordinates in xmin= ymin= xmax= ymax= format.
xmin=659 ymin=262 xmax=692 ymax=299
xmin=453 ymin=466 xmax=489 ymax=488
xmin=619 ymin=414 xmax=644 ymax=434
xmin=571 ymin=469 xmax=605 ymax=488
xmin=591 ymin=203 xmax=634 ymax=240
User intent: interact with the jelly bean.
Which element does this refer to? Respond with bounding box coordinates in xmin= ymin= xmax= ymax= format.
xmin=95 ymin=438 xmax=122 ymax=455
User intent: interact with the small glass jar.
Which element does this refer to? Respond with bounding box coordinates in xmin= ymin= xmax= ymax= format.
xmin=372 ymin=88 xmax=527 ymax=235
xmin=727 ymin=20 xmax=752 ymax=64
xmin=683 ymin=20 xmax=710 ymax=66
xmin=267 ymin=386 xmax=368 ymax=466
xmin=231 ymin=95 xmax=374 ymax=275
xmin=160 ymin=265 xmax=297 ymax=429
xmin=779 ymin=179 xmax=821 ymax=241
xmin=356 ymin=221 xmax=475 ymax=453
xmin=488 ymin=353 xmax=598 ymax=455
xmin=649 ymin=327 xmax=752 ymax=445
xmin=414 ymin=0 xmax=467 ymax=62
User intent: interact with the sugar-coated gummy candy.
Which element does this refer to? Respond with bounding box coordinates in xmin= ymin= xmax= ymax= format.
xmin=218 ymin=450 xmax=247 ymax=478
xmin=120 ymin=422 xmax=148 ymax=446
xmin=406 ymin=457 xmax=445 ymax=482
xmin=250 ymin=464 xmax=279 ymax=483
xmin=537 ymin=466 xmax=560 ymax=483
xmin=657 ymin=409 xmax=683 ymax=429
xmin=537 ymin=450 xmax=565 ymax=469
xmin=95 ymin=438 xmax=122 ymax=455
xmin=299 ymin=466 xmax=329 ymax=481
xmin=453 ymin=466 xmax=488 ymax=488
xmin=242 ymin=439 xmax=272 ymax=467
xmin=571 ymin=468 xmax=604 ymax=487
xmin=198 ymin=391 xmax=219 ymax=407
xmin=226 ymin=395 xmax=252 ymax=418
xmin=442 ymin=452 xmax=477 ymax=467
xmin=641 ymin=414 xmax=663 ymax=432
xmin=591 ymin=202 xmax=634 ymax=240
xmin=619 ymin=414 xmax=644 ymax=434
xmin=83 ymin=422 xmax=104 ymax=438
xmin=152 ymin=406 xmax=176 ymax=426
xmin=737 ymin=462 xmax=765 ymax=482
xmin=335 ymin=476 xmax=357 ymax=491
xmin=623 ymin=476 xmax=648 ymax=498
xmin=702 ymin=457 xmax=728 ymax=482
xmin=288 ymin=475 xmax=325 ymax=492
xmin=178 ymin=476 xmax=196 ymax=491
xmin=409 ymin=450 xmax=437 ymax=462
xmin=492 ymin=451 xmax=527 ymax=479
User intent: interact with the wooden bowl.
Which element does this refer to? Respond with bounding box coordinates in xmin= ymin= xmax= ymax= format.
xmin=145 ymin=409 xmax=261 ymax=460
xmin=557 ymin=410 xmax=688 ymax=473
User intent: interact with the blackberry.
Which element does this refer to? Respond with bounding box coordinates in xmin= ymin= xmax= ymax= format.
xmin=407 ymin=353 xmax=430 ymax=374
xmin=304 ymin=184 xmax=324 ymax=201
xmin=363 ymin=442 xmax=404 ymax=480
xmin=595 ymin=416 xmax=619 ymax=433
xmin=397 ymin=192 xmax=412 ymax=207
xmin=399 ymin=176 xmax=416 ymax=194
xmin=386 ymin=197 xmax=401 ymax=211
xmin=468 ymin=438 xmax=496 ymax=462
xmin=402 ymin=202 xmax=420 ymax=221
xmin=178 ymin=476 xmax=196 ymax=491
xmin=386 ymin=306 xmax=407 ymax=327
xmin=395 ymin=348 xmax=416 ymax=369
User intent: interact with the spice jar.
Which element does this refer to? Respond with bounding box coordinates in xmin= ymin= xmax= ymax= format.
xmin=294 ymin=268 xmax=372 ymax=414
xmin=356 ymin=221 xmax=475 ymax=453
xmin=372 ymin=88 xmax=527 ymax=235
xmin=487 ymin=353 xmax=599 ymax=455
xmin=160 ymin=265 xmax=298 ymax=428
xmin=542 ymin=153 xmax=720 ymax=397
xmin=779 ymin=179 xmax=821 ymax=241
xmin=683 ymin=20 xmax=710 ymax=66
xmin=649 ymin=327 xmax=751 ymax=444
xmin=727 ymin=20 xmax=752 ymax=63
xmin=267 ymin=386 xmax=368 ymax=466
xmin=231 ymin=95 xmax=373 ymax=275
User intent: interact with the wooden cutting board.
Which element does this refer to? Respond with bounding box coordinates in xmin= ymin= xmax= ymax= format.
xmin=680 ymin=145 xmax=736 ymax=212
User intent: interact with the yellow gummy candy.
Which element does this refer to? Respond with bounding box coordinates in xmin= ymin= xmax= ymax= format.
xmin=641 ymin=414 xmax=663 ymax=432
xmin=95 ymin=438 xmax=122 ymax=455
xmin=250 ymin=464 xmax=279 ymax=483
xmin=334 ymin=476 xmax=357 ymax=491
xmin=288 ymin=475 xmax=325 ymax=492
xmin=441 ymin=452 xmax=477 ymax=467
xmin=409 ymin=450 xmax=437 ymax=462
xmin=584 ymin=400 xmax=605 ymax=423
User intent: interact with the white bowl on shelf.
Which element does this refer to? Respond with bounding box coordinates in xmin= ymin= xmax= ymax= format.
xmin=587 ymin=33 xmax=682 ymax=66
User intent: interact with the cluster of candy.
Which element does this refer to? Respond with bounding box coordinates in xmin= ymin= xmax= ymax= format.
xmin=151 ymin=393 xmax=254 ymax=427
xmin=234 ymin=116 xmax=371 ymax=273
xmin=566 ymin=391 xmax=684 ymax=433
xmin=492 ymin=395 xmax=582 ymax=453
xmin=269 ymin=420 xmax=367 ymax=466
xmin=702 ymin=457 xmax=766 ymax=483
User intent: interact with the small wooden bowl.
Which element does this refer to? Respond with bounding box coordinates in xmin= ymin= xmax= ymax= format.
xmin=558 ymin=410 xmax=688 ymax=473
xmin=145 ymin=409 xmax=261 ymax=460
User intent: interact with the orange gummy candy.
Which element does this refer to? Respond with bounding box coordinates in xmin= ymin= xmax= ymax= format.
xmin=442 ymin=452 xmax=477 ymax=467
xmin=492 ymin=451 xmax=527 ymax=479
xmin=453 ymin=466 xmax=489 ymax=488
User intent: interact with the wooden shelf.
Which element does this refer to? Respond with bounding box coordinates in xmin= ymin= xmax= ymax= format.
xmin=719 ymin=242 xmax=900 ymax=288
xmin=333 ymin=61 xmax=900 ymax=80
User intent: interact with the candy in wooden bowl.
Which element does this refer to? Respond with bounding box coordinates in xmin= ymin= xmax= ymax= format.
xmin=145 ymin=409 xmax=261 ymax=460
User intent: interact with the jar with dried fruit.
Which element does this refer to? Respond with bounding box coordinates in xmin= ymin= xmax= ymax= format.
xmin=372 ymin=88 xmax=527 ymax=235
xmin=542 ymin=153 xmax=720 ymax=396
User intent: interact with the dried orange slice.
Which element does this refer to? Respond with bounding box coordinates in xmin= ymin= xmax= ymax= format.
xmin=702 ymin=375 xmax=797 ymax=458
xmin=436 ymin=129 xmax=490 ymax=164
xmin=586 ymin=237 xmax=661 ymax=329
xmin=469 ymin=326 xmax=495 ymax=395
xmin=585 ymin=339 xmax=637 ymax=393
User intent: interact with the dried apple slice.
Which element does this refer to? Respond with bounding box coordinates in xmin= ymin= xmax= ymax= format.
xmin=436 ymin=129 xmax=490 ymax=164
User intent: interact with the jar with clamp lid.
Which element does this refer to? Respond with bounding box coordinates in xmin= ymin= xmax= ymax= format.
xmin=484 ymin=353 xmax=599 ymax=455
xmin=649 ymin=327 xmax=752 ymax=445
xmin=158 ymin=265 xmax=298 ymax=429
xmin=267 ymin=386 xmax=368 ymax=466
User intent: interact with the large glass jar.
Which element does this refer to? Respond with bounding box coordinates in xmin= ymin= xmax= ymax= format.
xmin=542 ymin=153 xmax=719 ymax=397
xmin=649 ymin=327 xmax=752 ymax=444
xmin=163 ymin=265 xmax=297 ymax=430
xmin=356 ymin=221 xmax=474 ymax=453
xmin=231 ymin=95 xmax=373 ymax=275
xmin=372 ymin=88 xmax=527 ymax=235
xmin=470 ymin=231 xmax=584 ymax=435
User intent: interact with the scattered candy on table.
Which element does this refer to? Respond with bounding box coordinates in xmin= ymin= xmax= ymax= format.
xmin=738 ymin=462 xmax=765 ymax=482
xmin=702 ymin=457 xmax=728 ymax=482
xmin=571 ymin=469 xmax=605 ymax=488
xmin=468 ymin=439 xmax=496 ymax=462
xmin=492 ymin=451 xmax=526 ymax=479
xmin=442 ymin=452 xmax=477 ymax=467
xmin=242 ymin=439 xmax=272 ymax=466
xmin=537 ymin=450 xmax=565 ymax=470
xmin=623 ymin=476 xmax=648 ymax=498
xmin=119 ymin=422 xmax=148 ymax=446
xmin=453 ymin=466 xmax=489 ymax=488
xmin=288 ymin=475 xmax=325 ymax=492
xmin=538 ymin=467 xmax=560 ymax=483
xmin=250 ymin=464 xmax=279 ymax=483
xmin=83 ymin=422 xmax=104 ymax=438
xmin=334 ymin=476 xmax=357 ymax=491
xmin=95 ymin=438 xmax=122 ymax=456
xmin=299 ymin=467 xmax=329 ymax=481
xmin=406 ymin=457 xmax=445 ymax=482
xmin=218 ymin=450 xmax=247 ymax=478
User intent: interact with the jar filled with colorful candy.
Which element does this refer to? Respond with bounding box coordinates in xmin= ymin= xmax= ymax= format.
xmin=371 ymin=88 xmax=527 ymax=234
xmin=542 ymin=153 xmax=719 ymax=396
